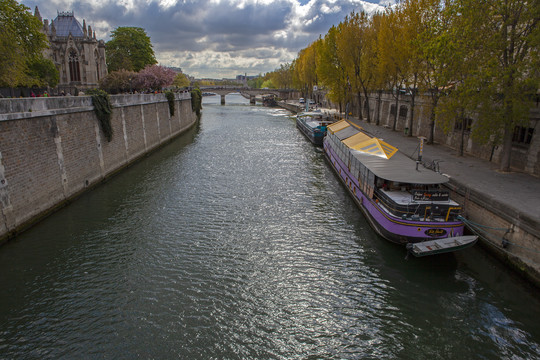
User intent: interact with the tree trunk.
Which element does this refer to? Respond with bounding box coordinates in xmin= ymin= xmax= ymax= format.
xmin=363 ymin=88 xmax=371 ymax=123
xmin=407 ymin=74 xmax=418 ymax=137
xmin=408 ymin=93 xmax=415 ymax=137
xmin=375 ymin=91 xmax=381 ymax=126
xmin=357 ymin=91 xmax=363 ymax=120
xmin=499 ymin=122 xmax=513 ymax=172
xmin=499 ymin=56 xmax=515 ymax=172
xmin=428 ymin=92 xmax=438 ymax=144
xmin=458 ymin=108 xmax=465 ymax=156
xmin=392 ymin=91 xmax=399 ymax=131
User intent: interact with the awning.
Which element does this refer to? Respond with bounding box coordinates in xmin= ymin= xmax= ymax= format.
xmin=343 ymin=131 xmax=371 ymax=148
xmin=327 ymin=120 xmax=349 ymax=134
xmin=352 ymin=138 xmax=398 ymax=159
xmin=351 ymin=150 xmax=449 ymax=184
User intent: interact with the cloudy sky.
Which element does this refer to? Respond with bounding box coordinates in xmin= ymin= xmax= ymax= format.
xmin=23 ymin=0 xmax=394 ymax=79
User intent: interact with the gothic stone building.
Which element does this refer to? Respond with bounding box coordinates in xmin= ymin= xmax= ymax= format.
xmin=34 ymin=7 xmax=107 ymax=92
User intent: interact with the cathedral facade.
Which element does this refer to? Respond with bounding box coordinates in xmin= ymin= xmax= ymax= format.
xmin=34 ymin=7 xmax=108 ymax=91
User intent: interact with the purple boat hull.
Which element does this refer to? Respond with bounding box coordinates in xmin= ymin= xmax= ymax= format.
xmin=323 ymin=138 xmax=465 ymax=244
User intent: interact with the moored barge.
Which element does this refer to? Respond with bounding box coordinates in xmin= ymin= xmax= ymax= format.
xmin=323 ymin=120 xmax=477 ymax=256
xmin=296 ymin=111 xmax=334 ymax=145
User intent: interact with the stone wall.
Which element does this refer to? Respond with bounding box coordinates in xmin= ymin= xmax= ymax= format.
xmin=0 ymin=93 xmax=197 ymax=242
xmin=448 ymin=183 xmax=540 ymax=286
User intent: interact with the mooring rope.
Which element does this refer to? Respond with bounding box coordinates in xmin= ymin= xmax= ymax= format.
xmin=456 ymin=215 xmax=510 ymax=232
xmin=458 ymin=215 xmax=540 ymax=255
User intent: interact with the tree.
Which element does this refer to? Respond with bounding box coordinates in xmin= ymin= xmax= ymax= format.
xmin=471 ymin=0 xmax=539 ymax=171
xmin=377 ymin=8 xmax=408 ymax=130
xmin=370 ymin=12 xmax=386 ymax=125
xmin=317 ymin=28 xmax=348 ymax=111
xmin=173 ymin=72 xmax=190 ymax=88
xmin=413 ymin=0 xmax=452 ymax=144
xmin=399 ymin=0 xmax=427 ymax=137
xmin=274 ymin=63 xmax=293 ymax=89
xmin=26 ymin=56 xmax=59 ymax=88
xmin=134 ymin=64 xmax=176 ymax=91
xmin=337 ymin=11 xmax=375 ymax=121
xmin=247 ymin=75 xmax=265 ymax=88
xmin=106 ymin=27 xmax=157 ymax=72
xmin=292 ymin=41 xmax=319 ymax=99
xmin=262 ymin=63 xmax=293 ymax=89
xmin=0 ymin=0 xmax=50 ymax=87
xmin=436 ymin=0 xmax=539 ymax=166
xmin=99 ymin=69 xmax=138 ymax=93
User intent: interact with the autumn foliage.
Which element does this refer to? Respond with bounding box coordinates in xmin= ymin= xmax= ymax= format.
xmin=272 ymin=0 xmax=538 ymax=171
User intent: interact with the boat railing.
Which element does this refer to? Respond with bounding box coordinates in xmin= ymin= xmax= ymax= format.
xmin=373 ymin=189 xmax=462 ymax=222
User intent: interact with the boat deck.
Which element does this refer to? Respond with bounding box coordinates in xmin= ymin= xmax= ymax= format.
xmin=380 ymin=189 xmax=459 ymax=206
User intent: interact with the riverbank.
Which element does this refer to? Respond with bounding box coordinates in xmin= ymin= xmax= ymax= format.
xmin=279 ymin=100 xmax=540 ymax=288
xmin=0 ymin=93 xmax=198 ymax=243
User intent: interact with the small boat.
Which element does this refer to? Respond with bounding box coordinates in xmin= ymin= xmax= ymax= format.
xmin=296 ymin=111 xmax=334 ymax=145
xmin=406 ymin=235 xmax=478 ymax=256
xmin=262 ymin=95 xmax=277 ymax=107
xmin=323 ymin=120 xmax=477 ymax=255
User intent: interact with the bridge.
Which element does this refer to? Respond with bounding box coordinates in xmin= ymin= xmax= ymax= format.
xmin=199 ymin=86 xmax=294 ymax=105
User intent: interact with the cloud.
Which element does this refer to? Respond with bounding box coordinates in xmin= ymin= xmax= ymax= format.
xmin=23 ymin=0 xmax=390 ymax=78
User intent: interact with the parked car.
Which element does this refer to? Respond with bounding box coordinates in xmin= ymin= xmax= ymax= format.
xmin=299 ymin=98 xmax=305 ymax=104
xmin=308 ymin=99 xmax=315 ymax=104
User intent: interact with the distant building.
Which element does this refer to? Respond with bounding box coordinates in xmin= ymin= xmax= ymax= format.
xmin=236 ymin=74 xmax=248 ymax=86
xmin=34 ymin=7 xmax=107 ymax=91
xmin=236 ymin=74 xmax=259 ymax=86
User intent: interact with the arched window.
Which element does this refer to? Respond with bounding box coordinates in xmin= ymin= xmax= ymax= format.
xmin=68 ymin=50 xmax=81 ymax=82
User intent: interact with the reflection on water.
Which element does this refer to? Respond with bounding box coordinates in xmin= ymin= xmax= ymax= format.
xmin=0 ymin=94 xmax=538 ymax=359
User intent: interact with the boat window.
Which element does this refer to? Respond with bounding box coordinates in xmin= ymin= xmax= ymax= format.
xmin=352 ymin=158 xmax=358 ymax=178
xmin=367 ymin=171 xmax=375 ymax=186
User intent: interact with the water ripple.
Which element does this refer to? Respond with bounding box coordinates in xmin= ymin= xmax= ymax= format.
xmin=0 ymin=96 xmax=538 ymax=359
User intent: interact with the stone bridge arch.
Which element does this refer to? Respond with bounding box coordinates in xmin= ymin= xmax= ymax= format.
xmin=200 ymin=86 xmax=290 ymax=105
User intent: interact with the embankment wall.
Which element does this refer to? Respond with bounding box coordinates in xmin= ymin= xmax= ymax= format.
xmin=0 ymin=93 xmax=198 ymax=242
xmin=448 ymin=183 xmax=540 ymax=286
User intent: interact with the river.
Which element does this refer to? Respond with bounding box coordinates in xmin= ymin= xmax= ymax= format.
xmin=0 ymin=94 xmax=538 ymax=359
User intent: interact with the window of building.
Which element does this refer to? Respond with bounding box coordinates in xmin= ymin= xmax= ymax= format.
xmin=399 ymin=105 xmax=408 ymax=118
xmin=68 ymin=50 xmax=81 ymax=82
xmin=512 ymin=126 xmax=534 ymax=145
xmin=454 ymin=117 xmax=473 ymax=132
xmin=390 ymin=104 xmax=396 ymax=116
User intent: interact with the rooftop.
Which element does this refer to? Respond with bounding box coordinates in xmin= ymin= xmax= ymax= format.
xmin=52 ymin=11 xmax=84 ymax=38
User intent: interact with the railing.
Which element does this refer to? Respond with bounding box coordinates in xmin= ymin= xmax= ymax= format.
xmin=373 ymin=189 xmax=462 ymax=222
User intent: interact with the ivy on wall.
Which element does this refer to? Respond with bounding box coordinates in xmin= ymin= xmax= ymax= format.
xmin=88 ymin=89 xmax=113 ymax=142
xmin=191 ymin=88 xmax=202 ymax=119
xmin=165 ymin=90 xmax=175 ymax=116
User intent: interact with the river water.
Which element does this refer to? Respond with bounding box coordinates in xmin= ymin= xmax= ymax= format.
xmin=0 ymin=94 xmax=539 ymax=359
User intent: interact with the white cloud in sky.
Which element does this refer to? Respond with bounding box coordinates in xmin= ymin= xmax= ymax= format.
xmin=24 ymin=0 xmax=392 ymax=78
